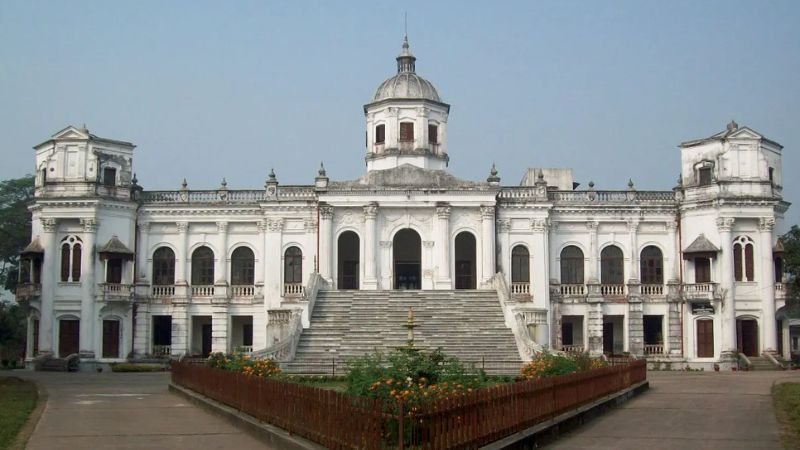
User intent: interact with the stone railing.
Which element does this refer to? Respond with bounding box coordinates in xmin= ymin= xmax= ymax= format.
xmin=283 ymin=282 xmax=304 ymax=297
xmin=560 ymin=284 xmax=587 ymax=296
xmin=775 ymin=283 xmax=786 ymax=299
xmin=234 ymin=345 xmax=254 ymax=354
xmin=151 ymin=345 xmax=171 ymax=357
xmin=251 ymin=309 xmax=303 ymax=362
xmin=548 ymin=190 xmax=676 ymax=204
xmin=231 ymin=285 xmax=255 ymax=298
xmin=151 ymin=285 xmax=175 ymax=298
xmin=682 ymin=283 xmax=719 ymax=301
xmin=641 ymin=284 xmax=665 ymax=296
xmin=644 ymin=344 xmax=664 ymax=355
xmin=511 ymin=282 xmax=531 ymax=296
xmin=141 ymin=186 xmax=316 ymax=204
xmin=191 ymin=285 xmax=215 ymax=297
xmin=600 ymin=284 xmax=625 ymax=296
xmin=561 ymin=345 xmax=585 ymax=354
xmin=100 ymin=283 xmax=133 ymax=301
xmin=488 ymin=273 xmax=544 ymax=361
xmin=15 ymin=282 xmax=42 ymax=300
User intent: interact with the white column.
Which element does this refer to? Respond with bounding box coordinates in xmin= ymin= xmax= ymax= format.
xmin=39 ymin=218 xmax=57 ymax=355
xmin=363 ymin=203 xmax=378 ymax=289
xmin=587 ymin=221 xmax=599 ymax=283
xmin=215 ymin=222 xmax=228 ymax=284
xmin=498 ymin=220 xmax=511 ymax=283
xmin=80 ymin=218 xmax=97 ymax=358
xmin=665 ymin=220 xmax=678 ymax=283
xmin=171 ymin=306 xmax=188 ymax=356
xmin=176 ymin=221 xmax=189 ymax=284
xmin=319 ymin=205 xmax=333 ymax=282
xmin=628 ymin=220 xmax=639 ymax=282
xmin=531 ymin=219 xmax=549 ymax=310
xmin=480 ymin=205 xmax=496 ymax=283
xmin=211 ymin=306 xmax=228 ymax=353
xmin=717 ymin=217 xmax=736 ymax=353
xmin=380 ymin=240 xmax=393 ymax=289
xmin=435 ymin=203 xmax=451 ymax=288
xmin=265 ymin=218 xmax=283 ymax=308
xmin=759 ymin=217 xmax=777 ymax=352
xmin=137 ymin=221 xmax=150 ymax=281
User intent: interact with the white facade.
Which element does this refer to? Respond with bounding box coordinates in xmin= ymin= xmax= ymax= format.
xmin=17 ymin=38 xmax=794 ymax=369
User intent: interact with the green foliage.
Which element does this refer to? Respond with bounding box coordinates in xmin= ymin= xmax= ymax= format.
xmin=780 ymin=226 xmax=800 ymax=318
xmin=0 ymin=377 xmax=38 ymax=449
xmin=206 ymin=352 xmax=281 ymax=378
xmin=0 ymin=302 xmax=28 ymax=362
xmin=0 ymin=175 xmax=35 ymax=293
xmin=519 ymin=351 xmax=607 ymax=380
xmin=110 ymin=363 xmax=165 ymax=372
xmin=772 ymin=382 xmax=800 ymax=450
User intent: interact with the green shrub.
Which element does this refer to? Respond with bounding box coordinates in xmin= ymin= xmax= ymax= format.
xmin=205 ymin=352 xmax=281 ymax=378
xmin=110 ymin=363 xmax=164 ymax=372
xmin=519 ymin=351 xmax=607 ymax=380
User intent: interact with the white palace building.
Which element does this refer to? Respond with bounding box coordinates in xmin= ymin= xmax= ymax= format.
xmin=16 ymin=37 xmax=796 ymax=371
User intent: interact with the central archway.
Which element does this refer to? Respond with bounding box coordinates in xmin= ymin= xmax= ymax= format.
xmin=454 ymin=232 xmax=477 ymax=289
xmin=393 ymin=229 xmax=421 ymax=289
xmin=337 ymin=231 xmax=360 ymax=289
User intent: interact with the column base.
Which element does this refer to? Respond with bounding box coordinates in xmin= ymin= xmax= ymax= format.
xmin=362 ymin=278 xmax=378 ymax=290
xmin=434 ymin=278 xmax=452 ymax=290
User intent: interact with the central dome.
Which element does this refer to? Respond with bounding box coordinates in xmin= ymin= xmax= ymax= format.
xmin=371 ymin=37 xmax=442 ymax=103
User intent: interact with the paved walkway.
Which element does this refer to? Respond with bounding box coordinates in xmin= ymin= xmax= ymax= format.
xmin=548 ymin=370 xmax=800 ymax=450
xmin=13 ymin=371 xmax=273 ymax=450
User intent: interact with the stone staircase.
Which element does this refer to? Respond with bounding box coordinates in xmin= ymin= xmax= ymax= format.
xmin=747 ymin=356 xmax=783 ymax=371
xmin=284 ymin=289 xmax=521 ymax=375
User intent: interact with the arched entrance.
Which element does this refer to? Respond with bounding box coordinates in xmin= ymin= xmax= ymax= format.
xmin=337 ymin=231 xmax=360 ymax=290
xmin=736 ymin=318 xmax=759 ymax=357
xmin=393 ymin=229 xmax=421 ymax=289
xmin=454 ymin=232 xmax=476 ymax=289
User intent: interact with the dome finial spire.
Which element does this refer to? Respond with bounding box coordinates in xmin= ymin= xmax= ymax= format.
xmin=396 ymin=31 xmax=416 ymax=74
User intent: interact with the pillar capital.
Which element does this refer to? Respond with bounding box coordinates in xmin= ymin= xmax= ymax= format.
xmin=363 ymin=202 xmax=378 ymax=219
xmin=480 ymin=205 xmax=495 ymax=219
xmin=41 ymin=217 xmax=57 ymax=233
xmin=80 ymin=218 xmax=98 ymax=233
xmin=176 ymin=221 xmax=189 ymax=233
xmin=497 ymin=219 xmax=511 ymax=233
xmin=758 ymin=217 xmax=775 ymax=232
xmin=436 ymin=202 xmax=451 ymax=219
xmin=586 ymin=220 xmax=599 ymax=232
xmin=216 ymin=221 xmax=228 ymax=233
xmin=530 ymin=218 xmax=548 ymax=233
xmin=716 ymin=217 xmax=735 ymax=232
xmin=320 ymin=203 xmax=334 ymax=220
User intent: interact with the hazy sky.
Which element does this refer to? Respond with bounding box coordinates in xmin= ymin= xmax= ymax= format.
xmin=1 ymin=1 xmax=798 ymax=228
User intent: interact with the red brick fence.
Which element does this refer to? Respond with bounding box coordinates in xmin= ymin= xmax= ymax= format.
xmin=172 ymin=360 xmax=646 ymax=449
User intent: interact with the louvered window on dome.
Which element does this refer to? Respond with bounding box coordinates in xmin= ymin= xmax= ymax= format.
xmin=375 ymin=124 xmax=385 ymax=144
xmin=400 ymin=122 xmax=414 ymax=142
xmin=428 ymin=124 xmax=438 ymax=144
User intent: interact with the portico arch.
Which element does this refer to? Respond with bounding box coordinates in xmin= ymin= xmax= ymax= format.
xmin=454 ymin=231 xmax=477 ymax=289
xmin=337 ymin=231 xmax=360 ymax=289
xmin=393 ymin=229 xmax=421 ymax=289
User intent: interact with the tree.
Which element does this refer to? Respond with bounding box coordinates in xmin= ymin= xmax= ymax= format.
xmin=778 ymin=225 xmax=800 ymax=319
xmin=0 ymin=301 xmax=27 ymax=364
xmin=0 ymin=175 xmax=35 ymax=293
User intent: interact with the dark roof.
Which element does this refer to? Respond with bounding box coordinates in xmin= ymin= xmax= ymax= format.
xmin=683 ymin=234 xmax=720 ymax=254
xmin=21 ymin=237 xmax=44 ymax=255
xmin=98 ymin=236 xmax=134 ymax=256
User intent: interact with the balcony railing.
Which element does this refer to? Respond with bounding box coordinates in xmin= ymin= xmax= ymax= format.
xmin=562 ymin=345 xmax=585 ymax=354
xmin=560 ymin=284 xmax=586 ymax=296
xmin=234 ymin=345 xmax=254 ymax=354
xmin=191 ymin=285 xmax=215 ymax=297
xmin=644 ymin=344 xmax=664 ymax=355
xmin=152 ymin=345 xmax=171 ymax=356
xmin=152 ymin=285 xmax=175 ymax=298
xmin=231 ymin=285 xmax=255 ymax=297
xmin=284 ymin=283 xmax=304 ymax=297
xmin=775 ymin=282 xmax=786 ymax=299
xmin=641 ymin=284 xmax=664 ymax=296
xmin=15 ymin=282 xmax=42 ymax=299
xmin=601 ymin=284 xmax=625 ymax=296
xmin=100 ymin=283 xmax=133 ymax=301
xmin=511 ymin=282 xmax=531 ymax=296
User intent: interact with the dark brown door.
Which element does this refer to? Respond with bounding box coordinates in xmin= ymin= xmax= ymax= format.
xmin=102 ymin=320 xmax=120 ymax=358
xmin=58 ymin=319 xmax=80 ymax=357
xmin=201 ymin=324 xmax=212 ymax=357
xmin=737 ymin=319 xmax=759 ymax=357
xmin=697 ymin=319 xmax=714 ymax=357
xmin=603 ymin=322 xmax=614 ymax=355
xmin=562 ymin=322 xmax=574 ymax=346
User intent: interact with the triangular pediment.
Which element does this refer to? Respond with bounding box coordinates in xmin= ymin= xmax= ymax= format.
xmin=51 ymin=125 xmax=90 ymax=140
xmin=727 ymin=127 xmax=762 ymax=140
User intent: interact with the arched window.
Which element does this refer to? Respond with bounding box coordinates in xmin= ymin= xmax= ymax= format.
xmin=284 ymin=247 xmax=303 ymax=284
xmin=60 ymin=236 xmax=83 ymax=282
xmin=560 ymin=246 xmax=584 ymax=285
xmin=733 ymin=236 xmax=755 ymax=281
xmin=191 ymin=246 xmax=214 ymax=285
xmin=375 ymin=124 xmax=385 ymax=144
xmin=399 ymin=122 xmax=414 ymax=142
xmin=600 ymin=245 xmax=624 ymax=285
xmin=152 ymin=247 xmax=175 ymax=285
xmin=511 ymin=246 xmax=530 ymax=283
xmin=640 ymin=246 xmax=663 ymax=284
xmin=231 ymin=247 xmax=255 ymax=285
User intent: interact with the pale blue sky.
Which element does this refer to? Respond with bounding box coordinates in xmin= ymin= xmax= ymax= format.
xmin=1 ymin=1 xmax=798 ymax=227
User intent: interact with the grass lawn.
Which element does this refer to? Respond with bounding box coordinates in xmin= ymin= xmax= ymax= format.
xmin=0 ymin=377 xmax=38 ymax=449
xmin=773 ymin=382 xmax=800 ymax=450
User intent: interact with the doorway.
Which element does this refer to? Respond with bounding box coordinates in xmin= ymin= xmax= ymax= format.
xmin=58 ymin=319 xmax=80 ymax=357
xmin=454 ymin=232 xmax=476 ymax=289
xmin=102 ymin=320 xmax=120 ymax=358
xmin=737 ymin=318 xmax=759 ymax=357
xmin=393 ymin=229 xmax=421 ymax=290
xmin=337 ymin=231 xmax=360 ymax=290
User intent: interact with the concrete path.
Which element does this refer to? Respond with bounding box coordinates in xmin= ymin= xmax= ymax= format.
xmin=13 ymin=371 xmax=274 ymax=450
xmin=548 ymin=370 xmax=800 ymax=450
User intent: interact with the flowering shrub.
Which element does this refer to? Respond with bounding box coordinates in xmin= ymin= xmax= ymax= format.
xmin=206 ymin=352 xmax=281 ymax=378
xmin=519 ymin=351 xmax=607 ymax=380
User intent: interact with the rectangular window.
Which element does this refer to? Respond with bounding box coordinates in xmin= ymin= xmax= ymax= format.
xmin=61 ymin=244 xmax=71 ymax=282
xmin=734 ymin=244 xmax=743 ymax=281
xmin=694 ymin=257 xmax=711 ymax=283
xmin=103 ymin=167 xmax=117 ymax=186
xmin=375 ymin=124 xmax=385 ymax=144
xmin=71 ymin=244 xmax=82 ymax=282
xmin=769 ymin=167 xmax=774 ymax=184
xmin=428 ymin=124 xmax=438 ymax=144
xmin=243 ymin=323 xmax=253 ymax=347
xmin=106 ymin=259 xmax=123 ymax=284
xmin=744 ymin=244 xmax=754 ymax=281
xmin=32 ymin=319 xmax=40 ymax=356
xmin=400 ymin=122 xmax=414 ymax=142
xmin=698 ymin=167 xmax=712 ymax=186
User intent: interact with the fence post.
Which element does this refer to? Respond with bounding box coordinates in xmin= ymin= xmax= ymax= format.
xmin=482 ymin=355 xmax=485 ymax=371
xmin=398 ymin=399 xmax=404 ymax=450
xmin=332 ymin=358 xmax=335 ymax=377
